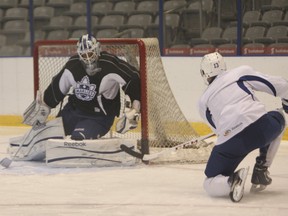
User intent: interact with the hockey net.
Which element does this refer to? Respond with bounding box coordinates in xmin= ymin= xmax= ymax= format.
xmin=33 ymin=38 xmax=213 ymax=164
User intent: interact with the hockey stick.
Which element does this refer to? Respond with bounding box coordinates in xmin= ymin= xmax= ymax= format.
xmin=120 ymin=133 xmax=215 ymax=162
xmin=0 ymin=129 xmax=32 ymax=169
xmin=0 ymin=122 xmax=43 ymax=168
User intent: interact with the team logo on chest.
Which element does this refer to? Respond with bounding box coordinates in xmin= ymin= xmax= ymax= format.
xmin=75 ymin=76 xmax=97 ymax=101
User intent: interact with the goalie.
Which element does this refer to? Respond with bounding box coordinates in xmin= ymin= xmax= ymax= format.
xmin=9 ymin=34 xmax=141 ymax=162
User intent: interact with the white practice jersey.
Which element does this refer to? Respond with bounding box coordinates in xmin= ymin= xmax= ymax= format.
xmin=198 ymin=65 xmax=288 ymax=145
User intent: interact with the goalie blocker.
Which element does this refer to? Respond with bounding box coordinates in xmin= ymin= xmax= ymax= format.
xmin=22 ymin=90 xmax=51 ymax=126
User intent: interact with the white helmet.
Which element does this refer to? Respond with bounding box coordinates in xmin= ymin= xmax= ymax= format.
xmin=77 ymin=34 xmax=101 ymax=76
xmin=200 ymin=52 xmax=226 ymax=85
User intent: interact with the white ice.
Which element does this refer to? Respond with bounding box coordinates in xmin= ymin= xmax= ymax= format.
xmin=0 ymin=126 xmax=287 ymax=216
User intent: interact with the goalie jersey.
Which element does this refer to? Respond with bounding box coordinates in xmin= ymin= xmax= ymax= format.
xmin=198 ymin=65 xmax=288 ymax=145
xmin=43 ymin=51 xmax=140 ymax=117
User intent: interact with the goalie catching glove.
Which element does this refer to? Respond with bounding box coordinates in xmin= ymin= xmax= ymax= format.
xmin=22 ymin=90 xmax=51 ymax=126
xmin=116 ymin=99 xmax=140 ymax=134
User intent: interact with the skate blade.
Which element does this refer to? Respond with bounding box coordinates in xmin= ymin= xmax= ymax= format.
xmin=250 ymin=184 xmax=267 ymax=193
xmin=230 ymin=166 xmax=250 ymax=202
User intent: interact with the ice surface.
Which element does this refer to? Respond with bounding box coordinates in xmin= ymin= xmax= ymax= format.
xmin=0 ymin=126 xmax=288 ymax=216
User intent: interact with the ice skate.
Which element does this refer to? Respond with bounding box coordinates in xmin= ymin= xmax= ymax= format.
xmin=229 ymin=167 xmax=250 ymax=202
xmin=250 ymin=163 xmax=272 ymax=193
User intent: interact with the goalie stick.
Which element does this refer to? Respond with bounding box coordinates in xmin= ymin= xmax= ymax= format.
xmin=0 ymin=129 xmax=33 ymax=169
xmin=120 ymin=133 xmax=215 ymax=162
xmin=1 ymin=121 xmax=44 ymax=168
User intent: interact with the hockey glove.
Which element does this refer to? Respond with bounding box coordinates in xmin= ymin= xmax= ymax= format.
xmin=281 ymin=98 xmax=288 ymax=114
xmin=22 ymin=90 xmax=51 ymax=126
xmin=116 ymin=108 xmax=139 ymax=134
xmin=116 ymin=99 xmax=140 ymax=134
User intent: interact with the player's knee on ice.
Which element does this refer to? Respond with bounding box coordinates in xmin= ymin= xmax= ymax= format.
xmin=203 ymin=175 xmax=230 ymax=197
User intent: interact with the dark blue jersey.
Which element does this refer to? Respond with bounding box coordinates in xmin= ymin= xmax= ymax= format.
xmin=43 ymin=51 xmax=140 ymax=117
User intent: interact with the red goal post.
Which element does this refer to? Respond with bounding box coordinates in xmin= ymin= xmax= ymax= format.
xmin=33 ymin=38 xmax=211 ymax=163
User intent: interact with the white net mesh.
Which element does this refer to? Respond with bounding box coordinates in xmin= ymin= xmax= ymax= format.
xmin=34 ymin=38 xmax=212 ymax=163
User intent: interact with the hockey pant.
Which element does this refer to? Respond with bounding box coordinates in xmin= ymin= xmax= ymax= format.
xmin=58 ymin=101 xmax=116 ymax=140
xmin=203 ymin=110 xmax=285 ymax=197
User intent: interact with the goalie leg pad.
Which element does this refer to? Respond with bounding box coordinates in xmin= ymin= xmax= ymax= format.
xmin=46 ymin=138 xmax=138 ymax=168
xmin=8 ymin=118 xmax=65 ymax=161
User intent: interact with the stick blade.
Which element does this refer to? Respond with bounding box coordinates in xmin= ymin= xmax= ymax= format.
xmin=120 ymin=144 xmax=144 ymax=160
xmin=0 ymin=158 xmax=12 ymax=168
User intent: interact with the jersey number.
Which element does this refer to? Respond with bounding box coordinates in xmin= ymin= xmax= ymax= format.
xmin=213 ymin=63 xmax=219 ymax=68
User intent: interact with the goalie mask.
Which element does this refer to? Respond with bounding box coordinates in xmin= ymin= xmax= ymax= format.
xmin=77 ymin=34 xmax=101 ymax=76
xmin=200 ymin=52 xmax=226 ymax=85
